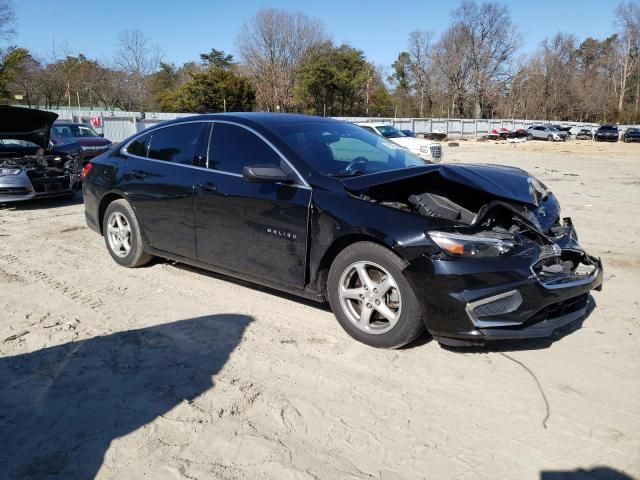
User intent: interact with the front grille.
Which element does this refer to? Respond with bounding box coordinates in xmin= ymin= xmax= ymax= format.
xmin=472 ymin=291 xmax=523 ymax=318
xmin=30 ymin=176 xmax=70 ymax=193
xmin=527 ymin=294 xmax=589 ymax=325
xmin=429 ymin=145 xmax=442 ymax=159
xmin=466 ymin=290 xmax=524 ymax=327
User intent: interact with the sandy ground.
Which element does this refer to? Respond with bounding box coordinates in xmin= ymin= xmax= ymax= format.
xmin=1 ymin=139 xmax=639 ymax=480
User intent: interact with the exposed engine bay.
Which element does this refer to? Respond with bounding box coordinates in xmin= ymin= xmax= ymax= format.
xmin=345 ymin=165 xmax=600 ymax=284
xmin=0 ymin=152 xmax=81 ymax=197
xmin=0 ymin=153 xmax=77 ymax=175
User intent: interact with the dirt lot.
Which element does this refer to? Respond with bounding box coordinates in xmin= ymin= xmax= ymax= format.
xmin=1 ymin=140 xmax=639 ymax=479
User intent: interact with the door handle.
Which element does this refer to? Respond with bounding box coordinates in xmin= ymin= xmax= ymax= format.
xmin=196 ymin=182 xmax=217 ymax=192
xmin=130 ymin=170 xmax=146 ymax=179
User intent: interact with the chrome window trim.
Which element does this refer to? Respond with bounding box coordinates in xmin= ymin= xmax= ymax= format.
xmin=209 ymin=120 xmax=310 ymax=189
xmin=120 ymin=119 xmax=311 ymax=189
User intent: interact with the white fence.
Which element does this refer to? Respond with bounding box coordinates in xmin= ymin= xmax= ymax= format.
xmin=49 ymin=109 xmax=635 ymax=142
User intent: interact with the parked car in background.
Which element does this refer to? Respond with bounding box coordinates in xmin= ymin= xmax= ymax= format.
xmin=594 ymin=125 xmax=619 ymax=142
xmin=527 ymin=125 xmax=568 ymax=141
xmin=622 ymin=127 xmax=640 ymax=143
xmin=84 ymin=113 xmax=602 ymax=348
xmin=0 ymin=106 xmax=83 ymax=203
xmin=356 ymin=122 xmax=442 ymax=162
xmin=551 ymin=124 xmax=572 ymax=139
xmin=575 ymin=129 xmax=593 ymax=140
xmin=401 ymin=129 xmax=416 ymax=137
xmin=51 ymin=121 xmax=113 ymax=162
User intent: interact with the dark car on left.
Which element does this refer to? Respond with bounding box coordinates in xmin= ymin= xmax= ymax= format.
xmin=0 ymin=106 xmax=83 ymax=203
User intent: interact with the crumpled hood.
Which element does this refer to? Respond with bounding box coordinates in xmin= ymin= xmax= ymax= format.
xmin=341 ymin=163 xmax=547 ymax=207
xmin=0 ymin=106 xmax=58 ymax=149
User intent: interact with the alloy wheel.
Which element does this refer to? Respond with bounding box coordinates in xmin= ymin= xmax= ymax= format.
xmin=338 ymin=261 xmax=402 ymax=334
xmin=107 ymin=212 xmax=132 ymax=258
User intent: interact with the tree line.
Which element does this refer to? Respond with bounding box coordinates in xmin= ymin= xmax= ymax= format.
xmin=1 ymin=1 xmax=639 ymax=122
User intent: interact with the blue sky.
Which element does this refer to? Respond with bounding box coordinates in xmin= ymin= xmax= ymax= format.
xmin=13 ymin=0 xmax=619 ymax=69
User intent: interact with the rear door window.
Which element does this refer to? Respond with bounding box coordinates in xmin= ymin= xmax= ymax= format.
xmin=147 ymin=123 xmax=204 ymax=165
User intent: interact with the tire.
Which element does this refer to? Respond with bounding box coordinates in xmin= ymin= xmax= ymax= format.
xmin=102 ymin=199 xmax=152 ymax=268
xmin=327 ymin=241 xmax=425 ymax=348
xmin=547 ymin=135 xmax=554 ymax=142
xmin=527 ymin=133 xmax=533 ymax=140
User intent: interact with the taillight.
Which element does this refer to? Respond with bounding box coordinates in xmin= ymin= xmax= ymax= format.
xmin=81 ymin=163 xmax=93 ymax=178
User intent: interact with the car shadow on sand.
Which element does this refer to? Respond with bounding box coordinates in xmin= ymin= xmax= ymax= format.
xmin=0 ymin=313 xmax=252 ymax=479
xmin=540 ymin=466 xmax=634 ymax=479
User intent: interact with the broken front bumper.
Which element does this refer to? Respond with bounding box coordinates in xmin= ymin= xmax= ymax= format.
xmin=403 ymin=221 xmax=603 ymax=346
xmin=0 ymin=171 xmax=78 ymax=203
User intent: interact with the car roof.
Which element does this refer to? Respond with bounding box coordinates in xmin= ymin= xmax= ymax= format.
xmin=206 ymin=112 xmax=339 ymax=124
xmin=355 ymin=122 xmax=393 ymax=128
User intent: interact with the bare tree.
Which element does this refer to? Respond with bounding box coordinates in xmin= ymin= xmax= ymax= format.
xmin=614 ymin=2 xmax=640 ymax=119
xmin=407 ymin=30 xmax=433 ymax=117
xmin=115 ymin=30 xmax=162 ymax=110
xmin=432 ymin=24 xmax=473 ymax=117
xmin=452 ymin=0 xmax=519 ymax=118
xmin=0 ymin=0 xmax=15 ymax=44
xmin=236 ymin=8 xmax=326 ymax=111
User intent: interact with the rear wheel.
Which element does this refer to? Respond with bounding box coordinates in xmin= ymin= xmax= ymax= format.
xmin=327 ymin=242 xmax=425 ymax=348
xmin=103 ymin=199 xmax=152 ymax=268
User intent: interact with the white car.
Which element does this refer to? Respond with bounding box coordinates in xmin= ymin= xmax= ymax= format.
xmin=356 ymin=122 xmax=442 ymax=163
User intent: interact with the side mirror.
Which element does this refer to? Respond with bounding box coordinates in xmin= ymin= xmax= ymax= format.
xmin=99 ymin=133 xmax=104 ymax=137
xmin=242 ymin=165 xmax=292 ymax=184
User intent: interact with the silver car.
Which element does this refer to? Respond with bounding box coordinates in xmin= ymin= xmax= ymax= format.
xmin=0 ymin=106 xmax=83 ymax=203
xmin=527 ymin=125 xmax=568 ymax=142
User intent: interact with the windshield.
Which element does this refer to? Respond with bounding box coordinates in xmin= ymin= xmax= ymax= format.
xmin=600 ymin=125 xmax=617 ymax=130
xmin=268 ymin=121 xmax=426 ymax=177
xmin=52 ymin=124 xmax=99 ymax=138
xmin=375 ymin=125 xmax=405 ymax=138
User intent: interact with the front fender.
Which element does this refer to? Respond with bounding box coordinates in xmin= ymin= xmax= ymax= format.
xmin=308 ymin=190 xmax=440 ymax=290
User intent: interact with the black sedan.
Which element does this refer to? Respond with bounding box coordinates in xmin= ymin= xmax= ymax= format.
xmin=594 ymin=125 xmax=619 ymax=142
xmin=82 ymin=113 xmax=603 ymax=348
xmin=623 ymin=127 xmax=640 ymax=143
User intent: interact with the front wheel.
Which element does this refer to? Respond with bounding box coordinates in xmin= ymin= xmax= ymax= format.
xmin=547 ymin=135 xmax=554 ymax=142
xmin=327 ymin=242 xmax=425 ymax=348
xmin=103 ymin=199 xmax=152 ymax=268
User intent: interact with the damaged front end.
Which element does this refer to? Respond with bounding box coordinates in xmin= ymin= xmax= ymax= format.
xmin=343 ymin=164 xmax=603 ymax=345
xmin=0 ymin=153 xmax=81 ymax=202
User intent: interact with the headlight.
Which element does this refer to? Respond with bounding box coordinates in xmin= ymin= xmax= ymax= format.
xmin=428 ymin=231 xmax=517 ymax=258
xmin=0 ymin=168 xmax=21 ymax=175
xmin=420 ymin=145 xmax=430 ymax=153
